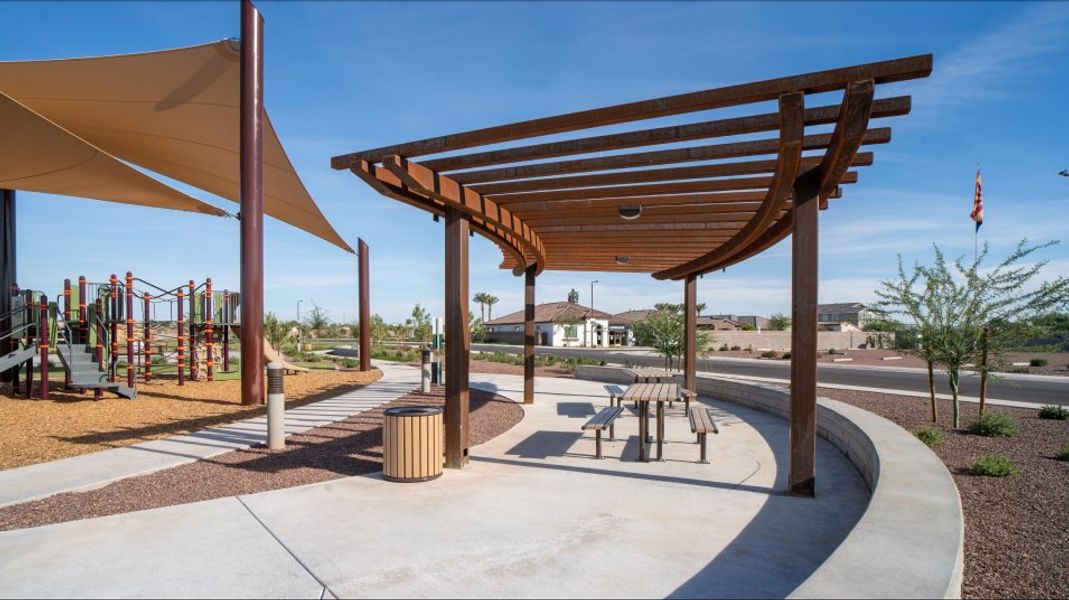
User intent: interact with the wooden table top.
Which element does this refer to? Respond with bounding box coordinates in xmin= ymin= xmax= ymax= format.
xmin=629 ymin=368 xmax=675 ymax=379
xmin=622 ymin=383 xmax=679 ymax=402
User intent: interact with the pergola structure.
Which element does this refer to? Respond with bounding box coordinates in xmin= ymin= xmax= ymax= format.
xmin=334 ymin=55 xmax=932 ymax=495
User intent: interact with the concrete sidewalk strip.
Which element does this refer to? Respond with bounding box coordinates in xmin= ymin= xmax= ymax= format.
xmin=0 ymin=362 xmax=420 ymax=509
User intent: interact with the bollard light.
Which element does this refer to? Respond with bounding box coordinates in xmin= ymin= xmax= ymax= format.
xmin=266 ymin=362 xmax=285 ymax=449
xmin=421 ymin=348 xmax=432 ymax=393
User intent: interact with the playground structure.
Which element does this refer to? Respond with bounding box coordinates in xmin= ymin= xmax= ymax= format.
xmin=0 ymin=273 xmax=245 ymax=401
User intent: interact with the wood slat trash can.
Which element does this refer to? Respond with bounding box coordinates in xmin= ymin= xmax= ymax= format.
xmin=382 ymin=406 xmax=444 ymax=483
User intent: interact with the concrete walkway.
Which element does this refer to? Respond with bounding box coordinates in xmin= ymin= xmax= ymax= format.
xmin=0 ymin=361 xmax=419 ymax=509
xmin=0 ymin=371 xmax=868 ymax=598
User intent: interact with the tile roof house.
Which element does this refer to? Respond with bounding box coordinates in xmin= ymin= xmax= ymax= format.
xmin=485 ymin=302 xmax=616 ymax=347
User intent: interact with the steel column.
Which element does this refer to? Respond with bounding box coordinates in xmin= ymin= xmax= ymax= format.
xmin=444 ymin=207 xmax=470 ymax=468
xmin=789 ymin=170 xmax=820 ymax=497
xmin=223 ymin=290 xmax=230 ymax=372
xmin=0 ymin=190 xmax=15 ymax=385
xmin=205 ymin=278 xmax=214 ymax=381
xmin=125 ymin=272 xmax=134 ymax=389
xmin=239 ymin=0 xmax=265 ymax=405
xmin=523 ymin=263 xmax=536 ymax=404
xmin=177 ymin=288 xmax=185 ymax=385
xmin=143 ymin=292 xmax=152 ymax=381
xmin=38 ymin=295 xmax=49 ymax=400
xmin=358 ymin=238 xmax=371 ymax=372
xmin=684 ymin=273 xmax=697 ymax=391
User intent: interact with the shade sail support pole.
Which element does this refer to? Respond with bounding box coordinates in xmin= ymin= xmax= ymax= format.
xmin=684 ymin=274 xmax=697 ymax=391
xmin=523 ymin=264 xmax=536 ymax=404
xmin=0 ymin=190 xmax=14 ymax=385
xmin=239 ymin=0 xmax=265 ymax=406
xmin=358 ymin=238 xmax=371 ymax=372
xmin=789 ymin=169 xmax=820 ymax=497
xmin=444 ymin=207 xmax=471 ymax=468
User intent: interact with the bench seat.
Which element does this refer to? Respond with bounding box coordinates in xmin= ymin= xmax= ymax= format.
xmin=582 ymin=406 xmax=625 ymax=459
xmin=688 ymin=407 xmax=720 ymax=464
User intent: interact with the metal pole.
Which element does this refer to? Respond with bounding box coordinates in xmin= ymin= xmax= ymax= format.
xmin=177 ymin=287 xmax=185 ymax=385
xmin=94 ymin=298 xmax=103 ymax=400
xmin=239 ymin=0 xmax=265 ymax=405
xmin=789 ymin=170 xmax=820 ymax=497
xmin=205 ymin=278 xmax=214 ymax=381
xmin=358 ymin=238 xmax=371 ymax=372
xmin=188 ymin=280 xmax=197 ymax=381
xmin=223 ymin=290 xmax=231 ymax=372
xmin=523 ymin=264 xmax=536 ymax=404
xmin=0 ymin=190 xmax=15 ymax=385
xmin=38 ymin=295 xmax=49 ymax=400
xmin=125 ymin=272 xmax=135 ymax=389
xmin=684 ymin=273 xmax=697 ymax=390
xmin=110 ymin=274 xmax=118 ymax=381
xmin=143 ymin=292 xmax=152 ymax=381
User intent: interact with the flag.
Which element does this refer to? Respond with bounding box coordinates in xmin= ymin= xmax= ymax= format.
xmin=970 ymin=168 xmax=984 ymax=232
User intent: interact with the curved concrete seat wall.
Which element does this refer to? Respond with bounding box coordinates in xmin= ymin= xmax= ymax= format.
xmin=574 ymin=365 xmax=964 ymax=599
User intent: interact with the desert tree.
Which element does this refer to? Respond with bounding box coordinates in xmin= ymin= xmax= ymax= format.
xmin=767 ymin=313 xmax=791 ymax=331
xmin=567 ymin=289 xmax=580 ymax=304
xmin=632 ymin=303 xmax=714 ymax=370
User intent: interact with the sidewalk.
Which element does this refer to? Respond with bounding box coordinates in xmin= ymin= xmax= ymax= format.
xmin=0 ymin=362 xmax=419 ymax=509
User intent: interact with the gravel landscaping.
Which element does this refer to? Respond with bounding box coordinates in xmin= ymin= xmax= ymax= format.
xmin=817 ymin=389 xmax=1069 ymax=599
xmin=0 ymin=384 xmax=522 ymax=532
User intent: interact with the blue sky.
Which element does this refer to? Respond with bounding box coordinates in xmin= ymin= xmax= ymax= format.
xmin=3 ymin=2 xmax=1068 ymax=324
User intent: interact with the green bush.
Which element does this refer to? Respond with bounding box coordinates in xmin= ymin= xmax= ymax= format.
xmin=1009 ymin=367 xmax=1030 ymax=374
xmin=968 ymin=412 xmax=1020 ymax=438
xmin=1038 ymin=405 xmax=1069 ymax=420
xmin=151 ymin=354 xmax=167 ymax=365
xmin=341 ymin=358 xmax=358 ymax=369
xmin=914 ymin=425 xmax=945 ymax=447
xmin=1029 ymin=358 xmax=1048 ymax=367
xmin=760 ymin=350 xmax=777 ymax=359
xmin=719 ymin=344 xmax=729 ymax=351
xmin=1057 ymin=446 xmax=1069 ymax=462
xmin=971 ymin=454 xmax=1020 ymax=477
xmin=730 ymin=345 xmax=741 ymax=351
xmin=827 ymin=347 xmax=841 ymax=355
xmin=782 ymin=351 xmax=791 ymax=360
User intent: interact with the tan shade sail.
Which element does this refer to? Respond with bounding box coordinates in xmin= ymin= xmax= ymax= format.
xmin=0 ymin=91 xmax=225 ymax=215
xmin=0 ymin=40 xmax=351 ymax=252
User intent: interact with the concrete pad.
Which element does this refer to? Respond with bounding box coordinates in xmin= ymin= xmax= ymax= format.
xmin=0 ymin=362 xmax=419 ymax=508
xmin=240 ymin=374 xmax=868 ymax=599
xmin=0 ymin=497 xmax=323 ymax=599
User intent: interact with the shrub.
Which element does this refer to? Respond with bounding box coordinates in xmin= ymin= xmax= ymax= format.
xmin=1029 ymin=358 xmax=1048 ymax=367
xmin=1038 ymin=405 xmax=1069 ymax=420
xmin=1057 ymin=446 xmax=1069 ymax=462
xmin=718 ymin=344 xmax=729 ymax=351
xmin=968 ymin=412 xmax=1020 ymax=438
xmin=760 ymin=350 xmax=777 ymax=359
xmin=971 ymin=454 xmax=1020 ymax=477
xmin=745 ymin=345 xmax=753 ymax=353
xmin=730 ymin=345 xmax=741 ymax=351
xmin=1010 ymin=367 xmax=1030 ymax=374
xmin=827 ymin=347 xmax=841 ymax=355
xmin=341 ymin=358 xmax=358 ymax=369
xmin=782 ymin=351 xmax=791 ymax=360
xmin=914 ymin=425 xmax=944 ymax=447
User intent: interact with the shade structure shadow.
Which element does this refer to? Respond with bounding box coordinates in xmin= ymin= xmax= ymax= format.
xmin=556 ymin=402 xmax=597 ymax=418
xmin=504 ymin=430 xmax=583 ymax=459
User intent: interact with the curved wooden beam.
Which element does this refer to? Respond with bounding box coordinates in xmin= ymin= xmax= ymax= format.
xmin=653 ymin=92 xmax=806 ymax=280
xmin=350 ymin=161 xmax=532 ymax=275
xmin=380 ymin=156 xmax=546 ymax=275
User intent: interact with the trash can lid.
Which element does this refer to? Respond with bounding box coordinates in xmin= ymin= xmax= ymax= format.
xmin=384 ymin=406 xmax=444 ymax=417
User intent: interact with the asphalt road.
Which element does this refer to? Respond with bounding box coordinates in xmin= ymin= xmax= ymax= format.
xmin=473 ymin=343 xmax=1069 ymax=406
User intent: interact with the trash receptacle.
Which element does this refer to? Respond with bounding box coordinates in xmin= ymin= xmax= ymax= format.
xmin=382 ymin=406 xmax=444 ymax=482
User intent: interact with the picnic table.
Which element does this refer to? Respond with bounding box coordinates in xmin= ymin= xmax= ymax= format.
xmin=628 ymin=368 xmax=675 ymax=383
xmin=622 ymin=382 xmax=678 ymax=462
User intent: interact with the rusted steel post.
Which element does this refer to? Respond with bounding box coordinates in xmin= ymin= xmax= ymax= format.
xmin=176 ymin=287 xmax=185 ymax=385
xmin=684 ymin=274 xmax=697 ymax=392
xmin=109 ymin=274 xmax=118 ymax=381
xmin=205 ymin=278 xmax=214 ymax=381
xmin=125 ymin=272 xmax=135 ymax=389
xmin=78 ymin=276 xmax=87 ymax=344
xmin=223 ymin=290 xmax=230 ymax=372
xmin=38 ymin=295 xmax=49 ymax=400
xmin=443 ymin=207 xmax=470 ymax=468
xmin=94 ymin=298 xmax=104 ymax=400
xmin=239 ymin=0 xmax=265 ymax=405
xmin=143 ymin=292 xmax=152 ymax=382
xmin=188 ymin=280 xmax=197 ymax=381
xmin=358 ymin=238 xmax=371 ymax=372
xmin=789 ymin=170 xmax=820 ymax=497
xmin=523 ymin=263 xmax=536 ymax=404
xmin=23 ymin=290 xmax=32 ymax=398
xmin=63 ymin=279 xmax=72 ymax=388
xmin=0 ymin=189 xmax=15 ymax=386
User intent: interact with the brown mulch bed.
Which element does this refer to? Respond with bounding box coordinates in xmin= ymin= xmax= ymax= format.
xmin=0 ymin=369 xmax=383 ymax=470
xmin=0 ymin=385 xmax=522 ymax=533
xmin=817 ymin=389 xmax=1069 ymax=599
xmin=711 ymin=348 xmax=1069 ymax=376
xmin=470 ymin=359 xmax=574 ymax=378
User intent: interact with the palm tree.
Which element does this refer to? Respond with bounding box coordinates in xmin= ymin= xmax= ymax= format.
xmin=473 ymin=292 xmax=490 ymax=323
xmin=485 ymin=295 xmax=499 ymax=322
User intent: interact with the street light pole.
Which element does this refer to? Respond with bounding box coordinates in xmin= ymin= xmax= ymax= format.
xmin=589 ymin=279 xmax=598 ymax=347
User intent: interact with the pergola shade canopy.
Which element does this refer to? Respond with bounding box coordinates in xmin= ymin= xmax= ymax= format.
xmin=334 ymin=54 xmax=932 ymax=279
xmin=0 ymin=92 xmax=224 ymax=215
xmin=0 ymin=40 xmax=351 ymax=252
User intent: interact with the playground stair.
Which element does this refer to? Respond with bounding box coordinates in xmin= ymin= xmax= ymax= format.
xmin=56 ymin=342 xmax=136 ymax=400
xmin=0 ymin=344 xmax=37 ymax=374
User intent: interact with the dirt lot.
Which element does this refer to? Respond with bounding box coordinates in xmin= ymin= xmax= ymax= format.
xmin=709 ymin=348 xmax=1069 ymax=376
xmin=0 ymin=385 xmax=522 ymax=532
xmin=0 ymin=369 xmax=382 ymax=471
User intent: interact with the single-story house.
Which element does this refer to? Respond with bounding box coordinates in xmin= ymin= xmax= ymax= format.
xmin=485 ymin=302 xmax=616 ymax=347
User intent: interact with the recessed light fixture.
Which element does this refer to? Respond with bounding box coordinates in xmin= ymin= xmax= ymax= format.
xmin=615 ymin=255 xmax=631 ymax=265
xmin=618 ymin=205 xmax=642 ymax=220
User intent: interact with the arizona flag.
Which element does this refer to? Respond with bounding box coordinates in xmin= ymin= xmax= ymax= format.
xmin=970 ymin=168 xmax=984 ymax=232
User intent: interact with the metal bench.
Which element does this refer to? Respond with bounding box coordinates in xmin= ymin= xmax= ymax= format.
xmin=581 ymin=406 xmax=625 ymax=459
xmin=604 ymin=384 xmax=626 ymax=408
xmin=677 ymin=388 xmax=696 ymax=412
xmin=688 ymin=407 xmax=720 ymax=464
